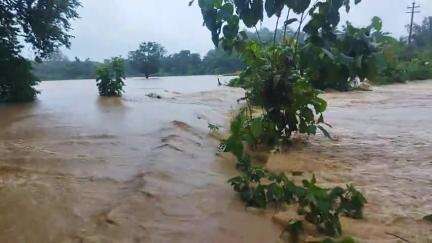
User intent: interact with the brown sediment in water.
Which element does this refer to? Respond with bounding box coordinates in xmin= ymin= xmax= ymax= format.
xmin=265 ymin=81 xmax=432 ymax=242
xmin=0 ymin=77 xmax=282 ymax=242
xmin=0 ymin=78 xmax=431 ymax=242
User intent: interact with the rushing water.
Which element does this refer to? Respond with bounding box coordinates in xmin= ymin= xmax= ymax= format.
xmin=0 ymin=77 xmax=431 ymax=242
xmin=0 ymin=76 xmax=282 ymax=242
xmin=267 ymin=81 xmax=432 ymax=242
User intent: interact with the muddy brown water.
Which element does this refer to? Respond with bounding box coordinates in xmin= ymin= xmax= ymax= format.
xmin=0 ymin=77 xmax=431 ymax=242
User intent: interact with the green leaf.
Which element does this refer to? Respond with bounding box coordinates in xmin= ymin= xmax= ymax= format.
xmin=198 ymin=0 xmax=214 ymax=10
xmin=223 ymin=136 xmax=244 ymax=159
xmin=220 ymin=3 xmax=234 ymax=19
xmin=265 ymin=0 xmax=285 ymax=17
xmin=214 ymin=0 xmax=223 ymax=8
xmin=285 ymin=0 xmax=311 ymax=14
xmin=371 ymin=16 xmax=382 ymax=31
xmin=250 ymin=119 xmax=263 ymax=138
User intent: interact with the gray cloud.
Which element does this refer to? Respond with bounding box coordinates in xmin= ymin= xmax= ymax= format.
xmin=60 ymin=0 xmax=431 ymax=61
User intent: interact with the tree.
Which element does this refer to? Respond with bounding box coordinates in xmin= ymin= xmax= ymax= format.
xmin=162 ymin=50 xmax=202 ymax=75
xmin=96 ymin=57 xmax=125 ymax=97
xmin=201 ymin=48 xmax=243 ymax=74
xmin=0 ymin=0 xmax=81 ymax=102
xmin=411 ymin=16 xmax=432 ymax=48
xmin=128 ymin=42 xmax=166 ymax=78
xmin=194 ymin=0 xmax=370 ymax=238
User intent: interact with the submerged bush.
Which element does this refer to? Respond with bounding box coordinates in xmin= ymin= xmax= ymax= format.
xmin=96 ymin=57 xmax=126 ymax=97
xmin=227 ymin=158 xmax=367 ymax=237
xmin=231 ymin=42 xmax=328 ymax=143
xmin=220 ymin=109 xmax=367 ymax=238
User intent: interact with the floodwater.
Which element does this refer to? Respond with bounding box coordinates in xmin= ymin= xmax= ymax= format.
xmin=0 ymin=76 xmax=281 ymax=243
xmin=267 ymin=81 xmax=432 ymax=242
xmin=0 ymin=77 xmax=431 ymax=242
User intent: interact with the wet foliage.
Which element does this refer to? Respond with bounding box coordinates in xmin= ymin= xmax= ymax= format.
xmin=220 ymin=112 xmax=366 ymax=237
xmin=193 ymin=0 xmax=381 ymax=91
xmin=196 ymin=0 xmax=368 ymax=239
xmin=301 ymin=17 xmax=382 ymax=91
xmin=0 ymin=0 xmax=80 ymax=102
xmin=372 ymin=18 xmax=432 ymax=84
xmin=194 ymin=0 xmax=362 ymax=141
xmin=231 ymin=43 xmax=329 ymax=142
xmin=128 ymin=42 xmax=166 ymax=79
xmin=0 ymin=56 xmax=39 ymax=103
xmin=226 ymin=143 xmax=366 ymax=237
xmin=96 ymin=57 xmax=126 ymax=97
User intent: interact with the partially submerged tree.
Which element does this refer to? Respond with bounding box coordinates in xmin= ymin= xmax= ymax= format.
xmin=193 ymin=0 xmax=368 ymax=238
xmin=128 ymin=42 xmax=166 ymax=78
xmin=96 ymin=57 xmax=126 ymax=97
xmin=0 ymin=0 xmax=81 ymax=102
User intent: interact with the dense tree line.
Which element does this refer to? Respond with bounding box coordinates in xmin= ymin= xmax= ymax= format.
xmin=32 ymin=27 xmax=303 ymax=81
xmin=32 ymin=43 xmax=243 ymax=81
xmin=20 ymin=17 xmax=432 ymax=86
xmin=32 ymin=50 xmax=99 ymax=80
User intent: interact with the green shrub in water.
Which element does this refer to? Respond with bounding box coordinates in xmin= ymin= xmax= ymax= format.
xmin=96 ymin=57 xmax=126 ymax=97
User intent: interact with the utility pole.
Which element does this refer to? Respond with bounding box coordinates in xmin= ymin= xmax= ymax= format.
xmin=406 ymin=1 xmax=420 ymax=44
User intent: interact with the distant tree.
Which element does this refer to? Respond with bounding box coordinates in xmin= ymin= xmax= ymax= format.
xmin=128 ymin=42 xmax=166 ymax=78
xmin=162 ymin=50 xmax=202 ymax=75
xmin=201 ymin=48 xmax=244 ymax=74
xmin=96 ymin=57 xmax=125 ymax=97
xmin=411 ymin=17 xmax=432 ymax=48
xmin=0 ymin=0 xmax=81 ymax=102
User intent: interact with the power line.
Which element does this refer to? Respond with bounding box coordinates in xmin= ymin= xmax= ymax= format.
xmin=406 ymin=1 xmax=420 ymax=44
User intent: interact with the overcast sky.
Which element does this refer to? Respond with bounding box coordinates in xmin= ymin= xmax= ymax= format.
xmin=36 ymin=0 xmax=432 ymax=61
